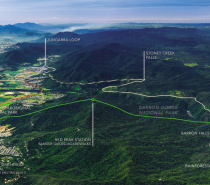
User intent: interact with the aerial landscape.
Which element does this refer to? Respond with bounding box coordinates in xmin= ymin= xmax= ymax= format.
xmin=0 ymin=0 xmax=210 ymax=184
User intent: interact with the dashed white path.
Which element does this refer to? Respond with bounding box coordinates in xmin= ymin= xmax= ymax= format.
xmin=102 ymin=80 xmax=210 ymax=113
xmin=44 ymin=66 xmax=210 ymax=113
xmin=44 ymin=65 xmax=143 ymax=85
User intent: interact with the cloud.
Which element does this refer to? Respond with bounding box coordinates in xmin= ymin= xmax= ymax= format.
xmin=63 ymin=23 xmax=113 ymax=32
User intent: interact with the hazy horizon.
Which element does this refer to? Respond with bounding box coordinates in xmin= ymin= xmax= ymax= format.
xmin=0 ymin=0 xmax=210 ymax=25
xmin=2 ymin=22 xmax=210 ymax=26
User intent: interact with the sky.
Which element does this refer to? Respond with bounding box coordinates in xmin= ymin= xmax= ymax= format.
xmin=0 ymin=0 xmax=210 ymax=24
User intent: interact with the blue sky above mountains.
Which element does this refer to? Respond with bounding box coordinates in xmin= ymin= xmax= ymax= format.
xmin=0 ymin=0 xmax=210 ymax=24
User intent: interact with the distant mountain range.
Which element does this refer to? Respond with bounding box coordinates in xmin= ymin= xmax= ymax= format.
xmin=2 ymin=22 xmax=210 ymax=35
xmin=14 ymin=22 xmax=44 ymax=31
xmin=47 ymin=27 xmax=205 ymax=51
xmin=0 ymin=25 xmax=30 ymax=34
xmin=0 ymin=27 xmax=210 ymax=72
xmin=0 ymin=24 xmax=52 ymax=43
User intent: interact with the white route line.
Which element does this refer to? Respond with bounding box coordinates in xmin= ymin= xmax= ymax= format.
xmin=102 ymin=81 xmax=210 ymax=113
xmin=44 ymin=66 xmax=210 ymax=114
xmin=44 ymin=66 xmax=143 ymax=85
